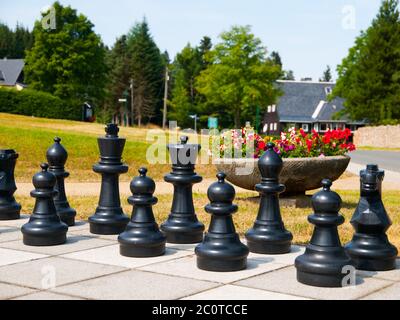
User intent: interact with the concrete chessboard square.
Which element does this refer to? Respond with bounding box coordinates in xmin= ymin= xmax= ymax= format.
xmin=62 ymin=244 xmax=194 ymax=268
xmin=182 ymin=284 xmax=311 ymax=300
xmin=138 ymin=254 xmax=287 ymax=284
xmin=12 ymin=291 xmax=85 ymax=300
xmin=0 ymin=226 xmax=22 ymax=243
xmin=69 ymin=228 xmax=120 ymax=241
xmin=0 ymin=282 xmax=36 ymax=300
xmin=361 ymin=283 xmax=400 ymax=300
xmin=1 ymin=235 xmax=115 ymax=255
xmin=52 ymin=269 xmax=220 ymax=300
xmin=0 ymin=215 xmax=29 ymax=228
xmin=234 ymin=266 xmax=394 ymax=300
xmin=68 ymin=220 xmax=90 ymax=231
xmin=249 ymin=245 xmax=305 ymax=265
xmin=357 ymin=259 xmax=400 ymax=282
xmin=0 ymin=256 xmax=127 ymax=289
xmin=0 ymin=248 xmax=47 ymax=267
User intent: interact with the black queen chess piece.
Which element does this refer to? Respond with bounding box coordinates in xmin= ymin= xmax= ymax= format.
xmin=0 ymin=149 xmax=21 ymax=220
xmin=118 ymin=168 xmax=166 ymax=257
xmin=195 ymin=173 xmax=249 ymax=272
xmin=89 ymin=124 xmax=129 ymax=235
xmin=46 ymin=137 xmax=76 ymax=226
xmin=295 ymin=179 xmax=352 ymax=288
xmin=22 ymin=163 xmax=68 ymax=246
xmin=245 ymin=143 xmax=293 ymax=254
xmin=345 ymin=164 xmax=398 ymax=271
xmin=161 ymin=136 xmax=205 ymax=244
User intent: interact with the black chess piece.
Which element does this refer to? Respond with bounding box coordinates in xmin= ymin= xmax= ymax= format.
xmin=89 ymin=124 xmax=129 ymax=235
xmin=245 ymin=143 xmax=292 ymax=254
xmin=0 ymin=149 xmax=21 ymax=220
xmin=46 ymin=137 xmax=76 ymax=226
xmin=119 ymin=168 xmax=166 ymax=258
xmin=345 ymin=164 xmax=398 ymax=271
xmin=196 ymin=172 xmax=249 ymax=272
xmin=22 ymin=163 xmax=68 ymax=246
xmin=161 ymin=136 xmax=205 ymax=244
xmin=295 ymin=179 xmax=352 ymax=288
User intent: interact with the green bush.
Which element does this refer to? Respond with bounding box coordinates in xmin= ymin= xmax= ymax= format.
xmin=0 ymin=87 xmax=81 ymax=120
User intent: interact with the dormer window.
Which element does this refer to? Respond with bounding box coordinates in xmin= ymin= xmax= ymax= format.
xmin=325 ymin=87 xmax=332 ymax=95
xmin=267 ymin=106 xmax=272 ymax=113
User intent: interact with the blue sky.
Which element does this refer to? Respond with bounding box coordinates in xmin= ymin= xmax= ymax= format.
xmin=1 ymin=0 xmax=383 ymax=81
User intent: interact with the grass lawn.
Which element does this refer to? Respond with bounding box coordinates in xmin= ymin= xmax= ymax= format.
xmin=15 ymin=190 xmax=400 ymax=250
xmin=358 ymin=146 xmax=400 ymax=152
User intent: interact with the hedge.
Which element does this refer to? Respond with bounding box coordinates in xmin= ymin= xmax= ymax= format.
xmin=0 ymin=87 xmax=81 ymax=120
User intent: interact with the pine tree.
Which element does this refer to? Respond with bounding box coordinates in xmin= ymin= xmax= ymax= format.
xmin=271 ymin=51 xmax=282 ymax=67
xmin=320 ymin=65 xmax=332 ymax=82
xmin=0 ymin=22 xmax=33 ymax=58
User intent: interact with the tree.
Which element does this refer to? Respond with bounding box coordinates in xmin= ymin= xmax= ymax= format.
xmin=0 ymin=22 xmax=33 ymax=58
xmin=271 ymin=51 xmax=282 ymax=67
xmin=320 ymin=65 xmax=332 ymax=82
xmin=24 ymin=2 xmax=107 ymax=108
xmin=196 ymin=25 xmax=282 ymax=128
xmin=332 ymin=0 xmax=400 ymax=124
xmin=282 ymin=70 xmax=295 ymax=80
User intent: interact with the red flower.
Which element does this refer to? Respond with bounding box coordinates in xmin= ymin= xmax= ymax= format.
xmin=306 ymin=139 xmax=313 ymax=152
xmin=258 ymin=141 xmax=266 ymax=151
xmin=299 ymin=128 xmax=307 ymax=138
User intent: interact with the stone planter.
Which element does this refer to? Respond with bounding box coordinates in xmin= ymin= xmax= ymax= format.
xmin=215 ymin=155 xmax=351 ymax=196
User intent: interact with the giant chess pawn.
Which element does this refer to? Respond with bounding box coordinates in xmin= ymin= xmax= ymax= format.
xmin=245 ymin=143 xmax=293 ymax=254
xmin=295 ymin=179 xmax=352 ymax=287
xmin=22 ymin=163 xmax=68 ymax=246
xmin=89 ymin=124 xmax=129 ymax=235
xmin=196 ymin=172 xmax=249 ymax=272
xmin=119 ymin=168 xmax=166 ymax=257
xmin=161 ymin=136 xmax=205 ymax=244
xmin=345 ymin=164 xmax=398 ymax=271
xmin=46 ymin=137 xmax=76 ymax=226
xmin=0 ymin=149 xmax=21 ymax=220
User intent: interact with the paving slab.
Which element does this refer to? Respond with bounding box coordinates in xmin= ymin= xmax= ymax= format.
xmin=69 ymin=228 xmax=119 ymax=241
xmin=1 ymin=235 xmax=115 ymax=256
xmin=182 ymin=284 xmax=310 ymax=300
xmin=249 ymin=245 xmax=305 ymax=265
xmin=357 ymin=259 xmax=400 ymax=282
xmin=52 ymin=269 xmax=220 ymax=300
xmin=234 ymin=266 xmax=394 ymax=300
xmin=0 ymin=215 xmax=29 ymax=228
xmin=361 ymin=283 xmax=400 ymax=300
xmin=0 ymin=248 xmax=47 ymax=267
xmin=0 ymin=282 xmax=37 ymax=300
xmin=62 ymin=244 xmax=194 ymax=268
xmin=12 ymin=291 xmax=85 ymax=300
xmin=0 ymin=227 xmax=22 ymax=243
xmin=68 ymin=221 xmax=90 ymax=232
xmin=0 ymin=256 xmax=126 ymax=289
xmin=139 ymin=254 xmax=287 ymax=284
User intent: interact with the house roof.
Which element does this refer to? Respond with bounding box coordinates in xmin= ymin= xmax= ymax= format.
xmin=0 ymin=59 xmax=25 ymax=86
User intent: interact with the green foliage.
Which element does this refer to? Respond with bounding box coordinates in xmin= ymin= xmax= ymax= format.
xmin=281 ymin=70 xmax=295 ymax=80
xmin=0 ymin=87 xmax=80 ymax=120
xmin=320 ymin=65 xmax=332 ymax=82
xmin=0 ymin=22 xmax=33 ymax=59
xmin=333 ymin=0 xmax=400 ymax=124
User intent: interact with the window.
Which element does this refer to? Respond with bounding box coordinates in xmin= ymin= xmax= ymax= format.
xmin=267 ymin=106 xmax=272 ymax=113
xmin=274 ymin=123 xmax=278 ymax=131
xmin=314 ymin=123 xmax=319 ymax=132
xmin=263 ymin=124 xmax=268 ymax=133
xmin=270 ymin=123 xmax=274 ymax=131
xmin=320 ymin=123 xmax=327 ymax=132
xmin=325 ymin=87 xmax=332 ymax=95
xmin=272 ymin=105 xmax=276 ymax=112
xmin=302 ymin=124 xmax=309 ymax=132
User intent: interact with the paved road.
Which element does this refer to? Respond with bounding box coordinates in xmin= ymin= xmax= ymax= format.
xmin=350 ymin=150 xmax=400 ymax=173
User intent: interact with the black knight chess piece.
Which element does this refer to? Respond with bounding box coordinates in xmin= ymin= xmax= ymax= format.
xmin=22 ymin=163 xmax=68 ymax=246
xmin=46 ymin=137 xmax=76 ymax=226
xmin=295 ymin=179 xmax=352 ymax=287
xmin=0 ymin=149 xmax=21 ymax=220
xmin=345 ymin=164 xmax=398 ymax=271
xmin=89 ymin=124 xmax=129 ymax=235
xmin=245 ymin=143 xmax=293 ymax=254
xmin=161 ymin=136 xmax=205 ymax=244
xmin=119 ymin=168 xmax=166 ymax=258
xmin=196 ymin=172 xmax=249 ymax=272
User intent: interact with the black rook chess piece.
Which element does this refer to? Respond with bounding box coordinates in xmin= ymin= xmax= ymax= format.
xmin=245 ymin=143 xmax=293 ymax=254
xmin=195 ymin=172 xmax=249 ymax=272
xmin=295 ymin=179 xmax=352 ymax=288
xmin=0 ymin=150 xmax=21 ymax=220
xmin=89 ymin=124 xmax=129 ymax=235
xmin=161 ymin=136 xmax=205 ymax=244
xmin=46 ymin=137 xmax=76 ymax=226
xmin=118 ymin=168 xmax=166 ymax=257
xmin=22 ymin=163 xmax=68 ymax=246
xmin=345 ymin=164 xmax=398 ymax=271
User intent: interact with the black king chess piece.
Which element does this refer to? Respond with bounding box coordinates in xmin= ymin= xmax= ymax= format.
xmin=196 ymin=172 xmax=249 ymax=272
xmin=0 ymin=149 xmax=21 ymax=220
xmin=22 ymin=163 xmax=68 ymax=246
xmin=345 ymin=164 xmax=398 ymax=271
xmin=295 ymin=179 xmax=352 ymax=287
xmin=89 ymin=124 xmax=129 ymax=235
xmin=161 ymin=136 xmax=205 ymax=244
xmin=46 ymin=137 xmax=76 ymax=226
xmin=119 ymin=168 xmax=166 ymax=257
xmin=245 ymin=143 xmax=293 ymax=254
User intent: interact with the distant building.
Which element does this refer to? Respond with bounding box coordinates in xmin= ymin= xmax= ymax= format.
xmin=262 ymin=80 xmax=366 ymax=135
xmin=0 ymin=59 xmax=26 ymax=90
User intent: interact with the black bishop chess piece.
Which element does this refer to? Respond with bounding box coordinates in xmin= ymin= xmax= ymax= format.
xmin=195 ymin=172 xmax=249 ymax=272
xmin=22 ymin=163 xmax=68 ymax=246
xmin=89 ymin=124 xmax=129 ymax=235
xmin=161 ymin=136 xmax=205 ymax=244
xmin=46 ymin=137 xmax=76 ymax=226
xmin=245 ymin=143 xmax=293 ymax=254
xmin=295 ymin=179 xmax=352 ymax=288
xmin=345 ymin=164 xmax=398 ymax=271
xmin=118 ymin=168 xmax=166 ymax=258
xmin=0 ymin=149 xmax=21 ymax=220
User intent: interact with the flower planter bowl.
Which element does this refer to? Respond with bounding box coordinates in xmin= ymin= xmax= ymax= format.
xmin=215 ymin=155 xmax=351 ymax=196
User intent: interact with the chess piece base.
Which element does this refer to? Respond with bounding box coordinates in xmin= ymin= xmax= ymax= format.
xmin=56 ymin=205 xmax=76 ymax=226
xmin=119 ymin=243 xmax=165 ymax=258
xmin=89 ymin=208 xmax=129 ymax=235
xmin=22 ymin=222 xmax=68 ymax=246
xmin=0 ymin=201 xmax=21 ymax=220
xmin=297 ymin=270 xmax=346 ymax=288
xmin=197 ymin=256 xmax=247 ymax=272
xmin=161 ymin=219 xmax=204 ymax=244
xmin=246 ymin=227 xmax=293 ymax=254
